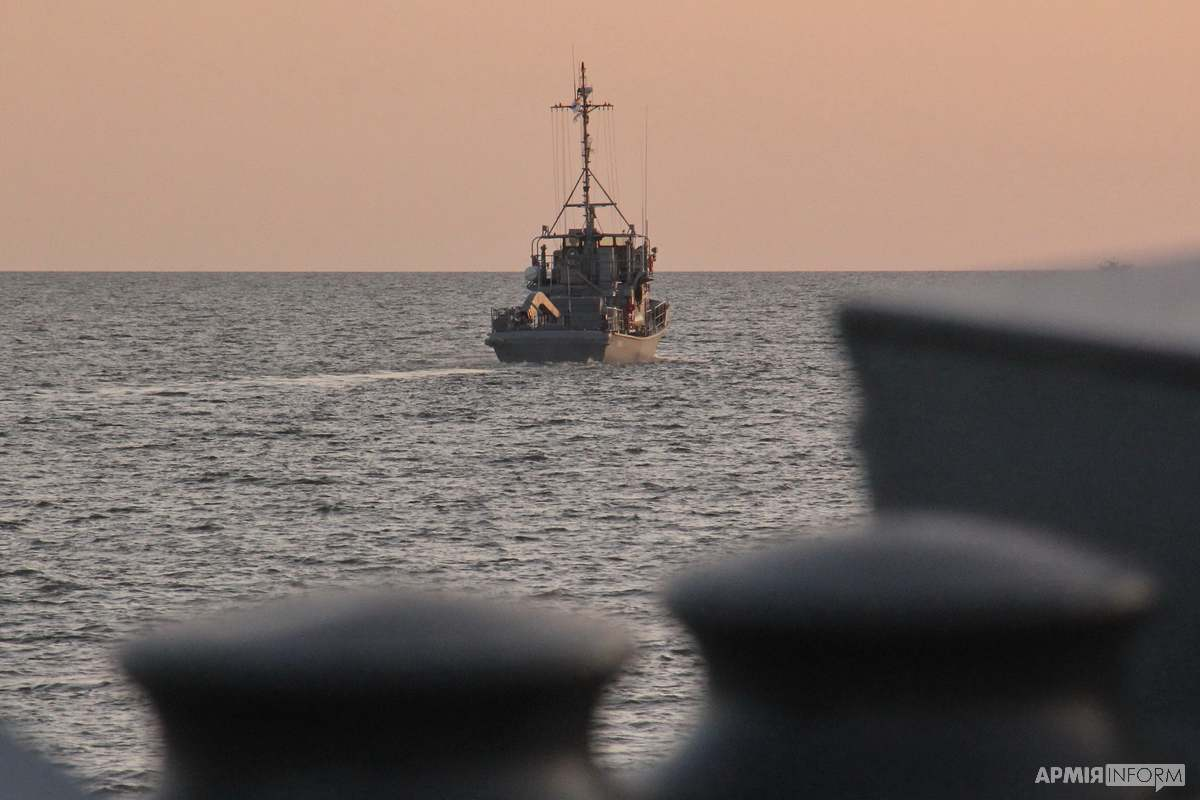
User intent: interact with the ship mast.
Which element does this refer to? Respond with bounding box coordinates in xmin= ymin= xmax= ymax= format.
xmin=552 ymin=62 xmax=612 ymax=248
xmin=579 ymin=62 xmax=595 ymax=243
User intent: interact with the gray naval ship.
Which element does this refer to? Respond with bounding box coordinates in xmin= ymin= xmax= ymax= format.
xmin=486 ymin=64 xmax=669 ymax=364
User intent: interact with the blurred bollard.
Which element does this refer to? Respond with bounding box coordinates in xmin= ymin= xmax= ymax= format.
xmin=642 ymin=513 xmax=1154 ymax=800
xmin=122 ymin=592 xmax=630 ymax=800
xmin=0 ymin=728 xmax=85 ymax=800
xmin=841 ymin=268 xmax=1200 ymax=758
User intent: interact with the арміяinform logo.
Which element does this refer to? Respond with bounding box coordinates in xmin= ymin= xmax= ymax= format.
xmin=1036 ymin=764 xmax=1186 ymax=792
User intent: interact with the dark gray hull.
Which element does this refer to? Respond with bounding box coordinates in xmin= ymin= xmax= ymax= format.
xmin=485 ymin=328 xmax=665 ymax=364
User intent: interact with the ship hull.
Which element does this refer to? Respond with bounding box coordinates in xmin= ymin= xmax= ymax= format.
xmin=485 ymin=328 xmax=665 ymax=364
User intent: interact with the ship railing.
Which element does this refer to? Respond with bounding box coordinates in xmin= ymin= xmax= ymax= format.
xmin=493 ymin=306 xmax=571 ymax=332
xmin=491 ymin=307 xmax=535 ymax=332
xmin=605 ymin=307 xmax=625 ymax=334
xmin=648 ymin=300 xmax=670 ymax=332
xmin=489 ymin=307 xmax=512 ymax=332
xmin=602 ymin=302 xmax=668 ymax=335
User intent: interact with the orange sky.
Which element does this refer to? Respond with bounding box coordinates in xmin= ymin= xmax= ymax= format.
xmin=2 ymin=1 xmax=1197 ymax=270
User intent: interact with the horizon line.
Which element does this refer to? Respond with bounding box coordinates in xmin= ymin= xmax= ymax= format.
xmin=0 ymin=266 xmax=1093 ymax=274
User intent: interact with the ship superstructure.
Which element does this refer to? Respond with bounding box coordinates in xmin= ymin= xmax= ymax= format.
xmin=485 ymin=63 xmax=669 ymax=363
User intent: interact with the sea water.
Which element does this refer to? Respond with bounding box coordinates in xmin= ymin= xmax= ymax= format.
xmin=1 ymin=270 xmax=970 ymax=795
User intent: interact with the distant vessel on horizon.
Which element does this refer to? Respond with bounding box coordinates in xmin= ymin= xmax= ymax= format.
xmin=485 ymin=63 xmax=669 ymax=364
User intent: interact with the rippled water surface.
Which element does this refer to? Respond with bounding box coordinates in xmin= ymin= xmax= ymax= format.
xmin=0 ymin=271 xmax=940 ymax=796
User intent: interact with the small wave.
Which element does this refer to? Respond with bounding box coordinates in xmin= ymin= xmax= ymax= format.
xmin=290 ymin=476 xmax=336 ymax=486
xmin=88 ymin=368 xmax=492 ymax=398
xmin=36 ymin=575 xmax=87 ymax=594
xmin=183 ymin=471 xmax=231 ymax=484
xmin=66 ymin=513 xmax=108 ymax=523
xmin=491 ymin=453 xmax=548 ymax=465
xmin=255 ymin=368 xmax=492 ymax=388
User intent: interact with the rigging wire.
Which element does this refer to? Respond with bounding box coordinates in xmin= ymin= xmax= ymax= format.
xmin=642 ymin=106 xmax=649 ymax=239
xmin=561 ymin=109 xmax=567 ymax=224
xmin=556 ymin=109 xmax=564 ymax=231
xmin=611 ymin=108 xmax=621 ymax=217
xmin=596 ymin=113 xmax=606 ymax=230
xmin=550 ymin=108 xmax=559 ymax=230
xmin=560 ymin=110 xmax=567 ymax=231
xmin=591 ymin=110 xmax=614 ymax=232
xmin=559 ymin=105 xmax=564 ymax=225
xmin=568 ymin=109 xmax=574 ymax=229
xmin=605 ymin=112 xmax=617 ymax=231
xmin=562 ymin=109 xmax=571 ymax=229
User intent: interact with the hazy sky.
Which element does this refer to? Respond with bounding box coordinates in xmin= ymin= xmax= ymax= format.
xmin=2 ymin=1 xmax=1197 ymax=270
